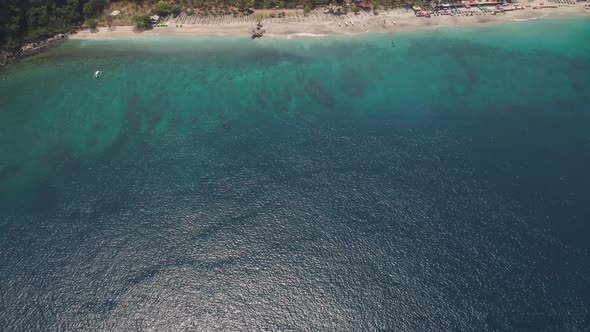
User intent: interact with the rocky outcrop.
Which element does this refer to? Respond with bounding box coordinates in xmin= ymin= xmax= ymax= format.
xmin=0 ymin=50 xmax=13 ymax=66
xmin=0 ymin=33 xmax=69 ymax=67
xmin=251 ymin=22 xmax=266 ymax=39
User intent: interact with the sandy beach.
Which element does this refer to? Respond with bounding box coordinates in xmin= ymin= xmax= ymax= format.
xmin=71 ymin=1 xmax=589 ymax=40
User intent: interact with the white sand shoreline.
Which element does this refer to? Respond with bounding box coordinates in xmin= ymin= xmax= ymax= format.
xmin=70 ymin=2 xmax=589 ymax=40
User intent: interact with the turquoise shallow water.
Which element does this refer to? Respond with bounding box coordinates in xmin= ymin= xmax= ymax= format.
xmin=1 ymin=18 xmax=589 ymax=205
xmin=1 ymin=17 xmax=590 ymax=330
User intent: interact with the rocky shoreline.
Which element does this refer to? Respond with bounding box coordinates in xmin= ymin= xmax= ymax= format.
xmin=0 ymin=33 xmax=69 ymax=67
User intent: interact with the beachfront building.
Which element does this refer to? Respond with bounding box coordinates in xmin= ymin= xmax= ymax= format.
xmin=461 ymin=0 xmax=502 ymax=7
xmin=241 ymin=8 xmax=254 ymax=16
xmin=431 ymin=0 xmax=505 ymax=10
xmin=357 ymin=2 xmax=373 ymax=10
xmin=323 ymin=5 xmax=344 ymax=15
xmin=414 ymin=5 xmax=434 ymax=17
xmin=497 ymin=3 xmax=521 ymax=11
xmin=431 ymin=1 xmax=467 ymax=10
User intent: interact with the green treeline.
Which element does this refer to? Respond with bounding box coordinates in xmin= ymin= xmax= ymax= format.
xmin=0 ymin=0 xmax=107 ymax=48
xmin=0 ymin=0 xmax=425 ymax=49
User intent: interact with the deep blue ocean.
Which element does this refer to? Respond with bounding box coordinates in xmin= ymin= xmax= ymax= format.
xmin=1 ymin=17 xmax=590 ymax=331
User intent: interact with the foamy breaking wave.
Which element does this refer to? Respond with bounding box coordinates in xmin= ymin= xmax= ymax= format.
xmin=513 ymin=14 xmax=548 ymax=21
xmin=268 ymin=33 xmax=329 ymax=39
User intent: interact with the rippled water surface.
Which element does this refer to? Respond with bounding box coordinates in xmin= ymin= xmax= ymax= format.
xmin=1 ymin=18 xmax=590 ymax=331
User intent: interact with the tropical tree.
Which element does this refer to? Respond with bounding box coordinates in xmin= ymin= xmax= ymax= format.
xmin=263 ymin=0 xmax=274 ymax=9
xmin=171 ymin=6 xmax=183 ymax=17
xmin=87 ymin=18 xmax=98 ymax=31
xmin=132 ymin=14 xmax=153 ymax=30
xmin=155 ymin=1 xmax=173 ymax=14
xmin=372 ymin=0 xmax=382 ymax=12
xmin=83 ymin=0 xmax=107 ymax=17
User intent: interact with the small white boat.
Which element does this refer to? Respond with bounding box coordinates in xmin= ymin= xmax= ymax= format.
xmin=93 ymin=70 xmax=102 ymax=78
